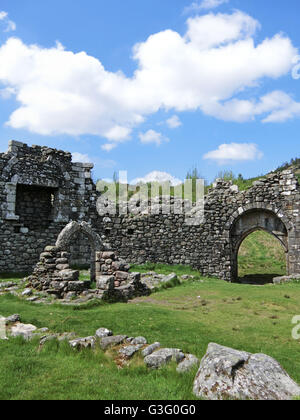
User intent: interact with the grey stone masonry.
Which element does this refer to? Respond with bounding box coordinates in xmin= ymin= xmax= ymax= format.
xmin=0 ymin=140 xmax=299 ymax=282
xmin=0 ymin=140 xmax=98 ymax=273
xmin=99 ymin=172 xmax=300 ymax=281
xmin=27 ymin=245 xmax=150 ymax=301
xmin=94 ymin=251 xmax=150 ymax=301
xmin=26 ymin=246 xmax=88 ymax=298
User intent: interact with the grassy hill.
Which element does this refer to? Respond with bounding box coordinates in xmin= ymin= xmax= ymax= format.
xmin=211 ymin=158 xmax=300 ymax=192
xmin=238 ymin=230 xmax=287 ymax=279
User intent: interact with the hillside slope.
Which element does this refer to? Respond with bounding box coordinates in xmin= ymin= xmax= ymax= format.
xmin=238 ymin=230 xmax=286 ymax=279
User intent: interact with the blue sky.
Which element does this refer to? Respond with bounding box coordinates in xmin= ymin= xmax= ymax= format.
xmin=0 ymin=0 xmax=299 ymax=184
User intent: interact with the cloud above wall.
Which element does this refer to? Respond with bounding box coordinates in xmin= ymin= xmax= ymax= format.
xmin=203 ymin=143 xmax=263 ymax=164
xmin=72 ymin=152 xmax=93 ymax=163
xmin=72 ymin=151 xmax=116 ymax=168
xmin=131 ymin=170 xmax=182 ymax=186
xmin=0 ymin=10 xmax=298 ymax=150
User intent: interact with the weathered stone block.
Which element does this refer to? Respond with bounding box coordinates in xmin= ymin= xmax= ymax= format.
xmin=58 ymin=269 xmax=79 ymax=281
xmin=96 ymin=275 xmax=114 ymax=290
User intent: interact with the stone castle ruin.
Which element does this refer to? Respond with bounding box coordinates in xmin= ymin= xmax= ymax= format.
xmin=0 ymin=140 xmax=299 ymax=298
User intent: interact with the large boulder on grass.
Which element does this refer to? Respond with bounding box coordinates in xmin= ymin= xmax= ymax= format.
xmin=193 ymin=343 xmax=300 ymax=400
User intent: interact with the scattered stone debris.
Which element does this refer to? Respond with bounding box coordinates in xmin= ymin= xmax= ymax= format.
xmin=10 ymin=323 xmax=38 ymax=340
xmin=3 ymin=266 xmax=183 ymax=307
xmin=141 ymin=342 xmax=161 ymax=357
xmin=131 ymin=336 xmax=147 ymax=345
xmin=5 ymin=314 xmax=21 ymax=324
xmin=99 ymin=335 xmax=128 ymax=350
xmin=0 ymin=282 xmax=17 ymax=290
xmin=177 ymin=354 xmax=199 ymax=373
xmin=140 ymin=272 xmax=180 ymax=290
xmin=95 ymin=328 xmax=113 ymax=339
xmin=69 ymin=336 xmax=96 ymax=349
xmin=193 ymin=343 xmax=300 ymax=400
xmin=21 ymin=288 xmax=33 ymax=297
xmin=119 ymin=345 xmax=143 ymax=358
xmin=273 ymin=274 xmax=300 ymax=284
xmin=144 ymin=348 xmax=185 ymax=369
xmin=2 ymin=314 xmax=300 ymax=399
xmin=26 ymin=296 xmax=39 ymax=302
xmin=181 ymin=275 xmax=195 ymax=280
xmin=40 ymin=332 xmax=76 ymax=346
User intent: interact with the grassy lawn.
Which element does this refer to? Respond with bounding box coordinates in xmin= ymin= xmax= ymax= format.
xmin=0 ymin=230 xmax=298 ymax=400
xmin=1 ymin=273 xmax=300 ymax=400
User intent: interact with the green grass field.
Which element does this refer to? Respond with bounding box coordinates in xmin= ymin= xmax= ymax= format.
xmin=0 ymin=230 xmax=298 ymax=400
xmin=238 ymin=230 xmax=287 ymax=280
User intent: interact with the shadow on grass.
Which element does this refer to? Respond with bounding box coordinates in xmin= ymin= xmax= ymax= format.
xmin=0 ymin=272 xmax=28 ymax=281
xmin=237 ymin=273 xmax=281 ymax=285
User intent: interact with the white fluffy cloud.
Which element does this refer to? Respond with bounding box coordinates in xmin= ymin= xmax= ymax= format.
xmin=72 ymin=152 xmax=92 ymax=163
xmin=166 ymin=115 xmax=182 ymax=128
xmin=204 ymin=90 xmax=300 ymax=122
xmin=200 ymin=0 xmax=229 ymax=9
xmin=184 ymin=0 xmax=229 ymax=14
xmin=101 ymin=143 xmax=117 ymax=152
xmin=0 ymin=11 xmax=16 ymax=32
xmin=203 ymin=143 xmax=263 ymax=163
xmin=72 ymin=151 xmax=116 ymax=168
xmin=0 ymin=10 xmax=298 ymax=149
xmin=0 ymin=86 xmax=15 ymax=99
xmin=139 ymin=130 xmax=169 ymax=146
xmin=131 ymin=171 xmax=182 ymax=186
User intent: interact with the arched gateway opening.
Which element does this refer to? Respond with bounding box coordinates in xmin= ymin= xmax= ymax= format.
xmin=56 ymin=221 xmax=103 ymax=282
xmin=230 ymin=208 xmax=289 ymax=283
xmin=237 ymin=230 xmax=287 ymax=284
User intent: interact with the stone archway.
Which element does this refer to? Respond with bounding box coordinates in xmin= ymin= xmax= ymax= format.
xmin=56 ymin=221 xmax=103 ymax=282
xmin=229 ymin=207 xmax=291 ymax=282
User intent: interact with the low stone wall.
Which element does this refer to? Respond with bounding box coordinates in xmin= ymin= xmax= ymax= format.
xmin=27 ymin=246 xmax=88 ymax=298
xmin=26 ymin=247 xmax=150 ymax=302
xmin=95 ymin=251 xmax=150 ymax=301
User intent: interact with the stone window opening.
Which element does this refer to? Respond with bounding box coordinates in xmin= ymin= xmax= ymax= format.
xmin=15 ymin=184 xmax=59 ymax=231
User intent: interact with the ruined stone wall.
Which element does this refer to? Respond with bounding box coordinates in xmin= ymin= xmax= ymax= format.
xmin=96 ymin=171 xmax=300 ymax=281
xmin=0 ymin=140 xmax=299 ymax=281
xmin=0 ymin=140 xmax=99 ymax=273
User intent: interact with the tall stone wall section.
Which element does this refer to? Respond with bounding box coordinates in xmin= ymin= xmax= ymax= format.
xmin=0 ymin=140 xmax=299 ymax=281
xmin=0 ymin=140 xmax=98 ymax=273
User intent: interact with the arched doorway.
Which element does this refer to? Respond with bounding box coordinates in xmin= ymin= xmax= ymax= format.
xmin=230 ymin=208 xmax=289 ymax=282
xmin=56 ymin=221 xmax=103 ymax=282
xmin=237 ymin=229 xmax=287 ymax=284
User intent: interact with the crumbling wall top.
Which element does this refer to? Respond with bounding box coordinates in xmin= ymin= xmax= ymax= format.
xmin=5 ymin=140 xmax=73 ymax=164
